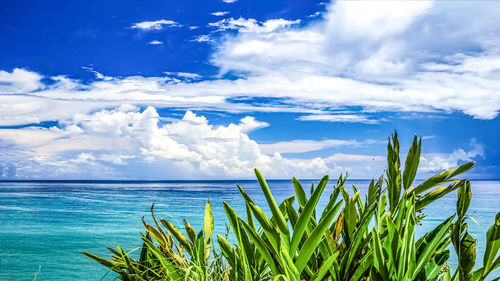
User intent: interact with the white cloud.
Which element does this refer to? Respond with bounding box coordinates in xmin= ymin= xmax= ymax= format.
xmin=211 ymin=11 xmax=229 ymax=17
xmin=238 ymin=116 xmax=269 ymax=133
xmin=221 ymin=0 xmax=238 ymax=3
xmin=164 ymin=71 xmax=201 ymax=80
xmin=298 ymin=114 xmax=381 ymax=124
xmin=2 ymin=1 xmax=500 ymax=124
xmin=0 ymin=105 xmax=486 ymax=179
xmin=0 ymin=107 xmax=332 ymax=179
xmin=131 ymin=19 xmax=181 ymax=30
xmin=309 ymin=12 xmax=321 ymax=18
xmin=81 ymin=66 xmax=113 ymax=80
xmin=209 ymin=18 xmax=301 ymax=33
xmin=148 ymin=40 xmax=163 ymax=45
xmin=0 ymin=68 xmax=44 ymax=94
xmin=206 ymin=1 xmax=500 ymax=119
xmin=324 ymin=1 xmax=433 ymax=41
xmin=419 ymin=139 xmax=485 ymax=172
xmin=192 ymin=35 xmax=213 ymax=43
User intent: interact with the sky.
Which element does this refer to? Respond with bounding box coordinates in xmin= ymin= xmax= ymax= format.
xmin=0 ymin=0 xmax=499 ymax=180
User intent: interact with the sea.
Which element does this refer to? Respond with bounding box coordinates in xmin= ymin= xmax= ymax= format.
xmin=0 ymin=180 xmax=499 ymax=280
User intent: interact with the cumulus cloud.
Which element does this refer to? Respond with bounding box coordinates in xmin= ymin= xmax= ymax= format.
xmin=238 ymin=116 xmax=269 ymax=133
xmin=0 ymin=105 xmax=484 ymax=179
xmin=0 ymin=68 xmax=44 ymax=94
xmin=131 ymin=19 xmax=181 ymax=30
xmin=0 ymin=107 xmax=333 ymax=179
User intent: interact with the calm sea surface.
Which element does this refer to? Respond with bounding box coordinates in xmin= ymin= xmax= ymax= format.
xmin=0 ymin=180 xmax=499 ymax=280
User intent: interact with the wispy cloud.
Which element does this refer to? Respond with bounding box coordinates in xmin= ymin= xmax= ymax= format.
xmin=209 ymin=17 xmax=301 ymax=33
xmin=131 ymin=19 xmax=181 ymax=30
xmin=297 ymin=114 xmax=381 ymax=124
xmin=164 ymin=71 xmax=202 ymax=81
xmin=308 ymin=11 xmax=321 ymax=18
xmin=221 ymin=0 xmax=238 ymax=3
xmin=211 ymin=11 xmax=229 ymax=17
xmin=81 ymin=66 xmax=113 ymax=80
xmin=147 ymin=40 xmax=163 ymax=45
xmin=192 ymin=34 xmax=213 ymax=43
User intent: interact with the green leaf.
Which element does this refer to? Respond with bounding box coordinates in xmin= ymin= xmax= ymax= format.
xmin=295 ymin=200 xmax=339 ymax=274
xmin=412 ymin=216 xmax=455 ymax=280
xmin=140 ymin=233 xmax=182 ymax=280
xmin=292 ymin=177 xmax=308 ymax=208
xmin=204 ymin=199 xmax=214 ymax=243
xmin=386 ymin=131 xmax=402 ymax=212
xmin=239 ymin=219 xmax=280 ymax=275
xmin=246 ymin=201 xmax=281 ymax=249
xmin=403 ymin=135 xmax=421 ymax=191
xmin=366 ymin=176 xmax=383 ymax=208
xmin=341 ymin=203 xmax=376 ymax=278
xmin=413 ymin=162 xmax=474 ymax=195
xmin=350 ymin=251 xmax=373 ymax=281
xmin=217 ymin=235 xmax=236 ymax=265
xmin=142 ymin=220 xmax=167 ymax=249
xmin=372 ymin=228 xmax=390 ymax=281
xmin=184 ymin=219 xmax=196 ymax=243
xmin=81 ymin=251 xmax=120 ymax=272
xmin=245 ymin=201 xmax=255 ymax=230
xmin=290 ymin=174 xmax=329 ymax=256
xmin=457 ymin=181 xmax=472 ymax=219
xmin=459 ymin=232 xmax=476 ymax=280
xmin=483 ymin=211 xmax=500 ymax=277
xmin=160 ymin=218 xmax=192 ymax=253
xmin=416 ymin=181 xmax=464 ymax=211
xmin=310 ymin=252 xmax=339 ymax=281
xmin=255 ymin=168 xmax=289 ymax=234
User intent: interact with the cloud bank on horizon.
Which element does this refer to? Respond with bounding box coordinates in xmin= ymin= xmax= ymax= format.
xmin=0 ymin=0 xmax=498 ymax=179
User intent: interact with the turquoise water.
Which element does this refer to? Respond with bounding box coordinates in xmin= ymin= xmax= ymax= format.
xmin=0 ymin=180 xmax=498 ymax=280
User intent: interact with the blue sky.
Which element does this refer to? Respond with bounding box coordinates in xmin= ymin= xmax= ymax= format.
xmin=0 ymin=0 xmax=499 ymax=179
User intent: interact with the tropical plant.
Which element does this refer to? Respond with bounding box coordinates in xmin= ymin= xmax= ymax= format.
xmin=82 ymin=200 xmax=227 ymax=281
xmin=82 ymin=133 xmax=500 ymax=281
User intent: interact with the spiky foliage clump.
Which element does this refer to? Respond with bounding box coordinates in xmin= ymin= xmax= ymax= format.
xmin=82 ymin=133 xmax=500 ymax=281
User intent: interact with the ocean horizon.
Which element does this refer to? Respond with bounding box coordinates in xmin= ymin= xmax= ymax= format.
xmin=1 ymin=179 xmax=499 ymax=280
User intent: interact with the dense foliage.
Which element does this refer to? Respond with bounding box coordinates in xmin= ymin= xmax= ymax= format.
xmin=82 ymin=133 xmax=500 ymax=281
